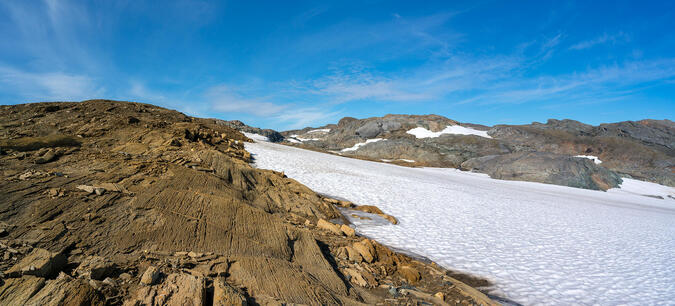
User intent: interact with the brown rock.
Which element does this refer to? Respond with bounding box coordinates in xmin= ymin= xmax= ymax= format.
xmin=344 ymin=246 xmax=362 ymax=262
xmin=74 ymin=255 xmax=116 ymax=280
xmin=6 ymin=248 xmax=66 ymax=278
xmin=340 ymin=224 xmax=356 ymax=237
xmin=343 ymin=268 xmax=368 ymax=287
xmin=352 ymin=240 xmax=376 ymax=263
xmin=381 ymin=214 xmax=398 ymax=225
xmin=353 ymin=205 xmax=384 ymax=214
xmin=0 ymin=276 xmax=46 ymax=305
xmin=76 ymin=185 xmax=95 ymax=194
xmin=27 ymin=272 xmax=104 ymax=305
xmin=34 ymin=149 xmax=57 ymax=164
xmin=397 ymin=265 xmax=421 ymax=284
xmin=317 ymin=219 xmax=342 ymax=236
xmin=353 ymin=205 xmax=398 ymax=224
xmin=337 ymin=200 xmax=355 ymax=208
xmin=213 ymin=277 xmax=247 ymax=306
xmin=322 ymin=198 xmax=339 ymax=204
xmin=140 ymin=266 xmax=160 ymax=285
xmin=126 ymin=273 xmax=205 ymax=306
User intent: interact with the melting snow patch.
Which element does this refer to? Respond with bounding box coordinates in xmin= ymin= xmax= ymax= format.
xmin=243 ymin=132 xmax=268 ymax=142
xmin=246 ymin=141 xmax=675 ymax=305
xmin=286 ymin=138 xmax=301 ymax=143
xmin=341 ymin=138 xmax=384 ymax=152
xmin=307 ymin=128 xmax=331 ymax=133
xmin=407 ymin=125 xmax=491 ymax=139
xmin=574 ymin=155 xmax=602 ymax=164
xmin=608 ymin=178 xmax=675 ymax=200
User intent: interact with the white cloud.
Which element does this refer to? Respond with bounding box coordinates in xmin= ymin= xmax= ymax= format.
xmin=569 ymin=32 xmax=631 ymax=50
xmin=0 ymin=64 xmax=103 ymax=101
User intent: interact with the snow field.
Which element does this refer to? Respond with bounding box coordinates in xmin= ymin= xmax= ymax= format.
xmin=341 ymin=138 xmax=385 ymax=152
xmin=407 ymin=125 xmax=492 ymax=138
xmin=246 ymin=141 xmax=675 ymax=305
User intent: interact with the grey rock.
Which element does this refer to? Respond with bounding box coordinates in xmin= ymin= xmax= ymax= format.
xmin=461 ymin=152 xmax=623 ymax=190
xmin=282 ymin=114 xmax=674 ymax=189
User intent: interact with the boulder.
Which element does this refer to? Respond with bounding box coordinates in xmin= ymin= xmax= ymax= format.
xmin=140 ymin=266 xmax=160 ymax=285
xmin=355 ymin=121 xmax=382 ymax=138
xmin=397 ymin=265 xmax=421 ymax=284
xmin=352 ymin=240 xmax=376 ymax=263
xmin=5 ymin=248 xmax=66 ymax=278
xmin=336 ymin=246 xmax=362 ymax=262
xmin=343 ymin=268 xmax=368 ymax=287
xmin=317 ymin=219 xmax=342 ymax=236
xmin=340 ymin=224 xmax=356 ymax=237
xmin=353 ymin=206 xmax=398 ymax=225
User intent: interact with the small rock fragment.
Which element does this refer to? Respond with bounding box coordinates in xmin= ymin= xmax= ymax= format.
xmin=102 ymin=277 xmax=115 ymax=286
xmin=34 ymin=150 xmax=57 ymax=164
xmin=76 ymin=185 xmax=95 ymax=194
xmin=187 ymin=251 xmax=203 ymax=258
xmin=94 ymin=187 xmax=105 ymax=196
xmin=119 ymin=272 xmax=132 ymax=282
xmin=140 ymin=266 xmax=160 ymax=285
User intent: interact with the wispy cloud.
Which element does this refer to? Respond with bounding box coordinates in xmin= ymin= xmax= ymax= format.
xmin=205 ymin=84 xmax=339 ymax=128
xmin=569 ymin=32 xmax=631 ymax=50
xmin=455 ymin=58 xmax=675 ymax=105
xmin=0 ymin=64 xmax=104 ymax=101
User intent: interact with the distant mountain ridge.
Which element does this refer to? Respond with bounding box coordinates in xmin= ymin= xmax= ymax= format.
xmin=274 ymin=115 xmax=674 ymax=190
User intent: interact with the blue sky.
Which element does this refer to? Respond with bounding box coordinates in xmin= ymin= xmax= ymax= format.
xmin=1 ymin=0 xmax=673 ymax=130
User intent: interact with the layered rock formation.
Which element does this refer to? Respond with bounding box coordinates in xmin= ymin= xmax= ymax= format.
xmin=0 ymin=100 xmax=496 ymax=305
xmin=282 ymin=115 xmax=674 ymax=190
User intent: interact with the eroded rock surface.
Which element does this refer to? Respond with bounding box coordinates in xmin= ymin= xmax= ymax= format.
xmin=0 ymin=100 xmax=496 ymax=305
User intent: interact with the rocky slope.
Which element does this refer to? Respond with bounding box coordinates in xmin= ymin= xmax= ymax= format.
xmin=282 ymin=115 xmax=674 ymax=190
xmin=0 ymin=100 xmax=497 ymax=305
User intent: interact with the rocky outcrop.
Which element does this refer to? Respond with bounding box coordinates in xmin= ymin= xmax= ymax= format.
xmin=217 ymin=119 xmax=285 ymax=142
xmin=0 ymin=100 xmax=495 ymax=305
xmin=461 ymin=152 xmax=623 ymax=190
xmin=282 ymin=114 xmax=674 ymax=189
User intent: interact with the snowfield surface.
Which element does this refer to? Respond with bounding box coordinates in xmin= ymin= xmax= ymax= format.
xmin=407 ymin=125 xmax=492 ymax=138
xmin=574 ymin=155 xmax=602 ymax=164
xmin=609 ymin=178 xmax=675 ymax=199
xmin=242 ymin=132 xmax=268 ymax=142
xmin=307 ymin=128 xmax=331 ymax=133
xmin=246 ymin=141 xmax=675 ymax=305
xmin=341 ymin=138 xmax=385 ymax=152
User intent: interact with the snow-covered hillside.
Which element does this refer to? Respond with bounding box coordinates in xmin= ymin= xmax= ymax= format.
xmin=246 ymin=140 xmax=675 ymax=305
